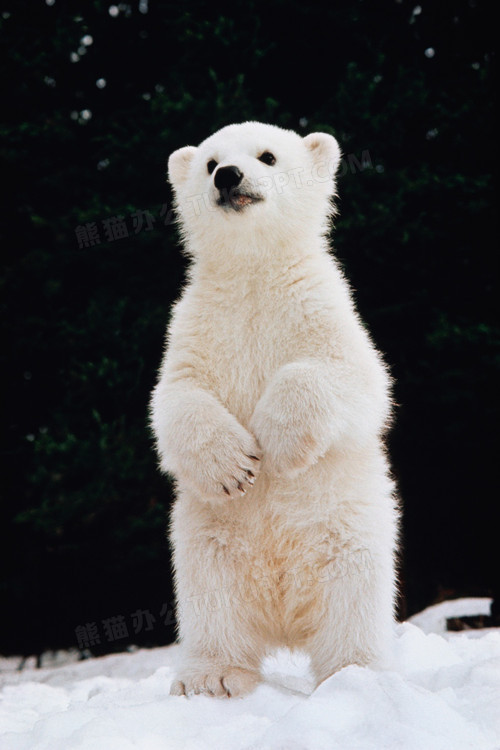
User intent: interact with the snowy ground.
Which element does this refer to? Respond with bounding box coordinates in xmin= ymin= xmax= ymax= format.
xmin=1 ymin=599 xmax=499 ymax=750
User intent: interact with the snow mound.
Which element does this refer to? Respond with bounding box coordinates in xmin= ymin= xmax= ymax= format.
xmin=407 ymin=596 xmax=492 ymax=634
xmin=1 ymin=603 xmax=500 ymax=749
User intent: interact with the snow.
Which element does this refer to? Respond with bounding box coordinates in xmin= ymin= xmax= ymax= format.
xmin=407 ymin=596 xmax=492 ymax=633
xmin=1 ymin=600 xmax=499 ymax=750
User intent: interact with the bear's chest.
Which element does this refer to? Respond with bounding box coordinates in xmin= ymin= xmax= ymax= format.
xmin=183 ymin=285 xmax=306 ymax=422
xmin=200 ymin=302 xmax=292 ymax=421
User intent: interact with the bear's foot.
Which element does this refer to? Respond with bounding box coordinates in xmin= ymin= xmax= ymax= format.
xmin=170 ymin=666 xmax=260 ymax=698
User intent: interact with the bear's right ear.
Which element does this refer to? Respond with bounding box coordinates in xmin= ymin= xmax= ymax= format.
xmin=167 ymin=146 xmax=197 ymax=187
xmin=303 ymin=132 xmax=341 ymax=175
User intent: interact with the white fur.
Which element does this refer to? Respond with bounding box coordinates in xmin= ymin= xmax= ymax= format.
xmin=150 ymin=121 xmax=399 ymax=697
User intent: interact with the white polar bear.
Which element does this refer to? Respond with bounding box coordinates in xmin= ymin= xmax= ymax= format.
xmin=150 ymin=121 xmax=399 ymax=698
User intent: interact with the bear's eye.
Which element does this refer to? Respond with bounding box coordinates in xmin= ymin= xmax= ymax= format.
xmin=258 ymin=151 xmax=276 ymax=166
xmin=207 ymin=159 xmax=218 ymax=175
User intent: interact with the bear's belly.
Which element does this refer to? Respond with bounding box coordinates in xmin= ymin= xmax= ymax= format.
xmin=217 ymin=513 xmax=347 ymax=645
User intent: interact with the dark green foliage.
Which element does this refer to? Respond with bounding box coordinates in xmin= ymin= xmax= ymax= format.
xmin=0 ymin=0 xmax=497 ymax=653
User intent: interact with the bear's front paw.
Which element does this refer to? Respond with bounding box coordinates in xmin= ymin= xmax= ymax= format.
xmin=251 ymin=413 xmax=323 ymax=477
xmin=182 ymin=428 xmax=262 ymax=501
xmin=268 ymin=429 xmax=322 ymax=476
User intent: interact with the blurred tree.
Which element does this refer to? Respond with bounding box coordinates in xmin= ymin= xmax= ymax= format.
xmin=0 ymin=0 xmax=496 ymax=653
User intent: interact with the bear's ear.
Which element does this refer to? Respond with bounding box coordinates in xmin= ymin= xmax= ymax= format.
xmin=168 ymin=146 xmax=197 ymax=187
xmin=303 ymin=132 xmax=341 ymax=175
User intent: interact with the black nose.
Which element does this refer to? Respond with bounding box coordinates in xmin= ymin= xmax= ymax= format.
xmin=214 ymin=165 xmax=243 ymax=191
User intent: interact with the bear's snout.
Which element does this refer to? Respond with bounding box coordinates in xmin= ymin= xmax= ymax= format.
xmin=214 ymin=165 xmax=243 ymax=192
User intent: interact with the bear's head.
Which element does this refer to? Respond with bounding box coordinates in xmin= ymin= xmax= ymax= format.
xmin=167 ymin=122 xmax=341 ymax=257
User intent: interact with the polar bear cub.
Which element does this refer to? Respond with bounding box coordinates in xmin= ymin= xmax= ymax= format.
xmin=150 ymin=121 xmax=398 ymax=697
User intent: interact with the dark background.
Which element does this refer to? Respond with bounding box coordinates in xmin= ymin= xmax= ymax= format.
xmin=1 ymin=0 xmax=497 ymax=657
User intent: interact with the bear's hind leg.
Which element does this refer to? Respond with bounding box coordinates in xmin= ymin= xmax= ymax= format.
xmin=304 ymin=547 xmax=396 ymax=688
xmin=170 ymin=517 xmax=270 ymax=697
xmin=171 ymin=598 xmax=265 ymax=698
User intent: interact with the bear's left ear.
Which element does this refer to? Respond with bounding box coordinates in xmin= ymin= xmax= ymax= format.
xmin=303 ymin=132 xmax=341 ymax=175
xmin=168 ymin=145 xmax=197 ymax=187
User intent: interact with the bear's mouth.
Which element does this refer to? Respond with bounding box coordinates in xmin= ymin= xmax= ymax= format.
xmin=217 ymin=190 xmax=263 ymax=211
